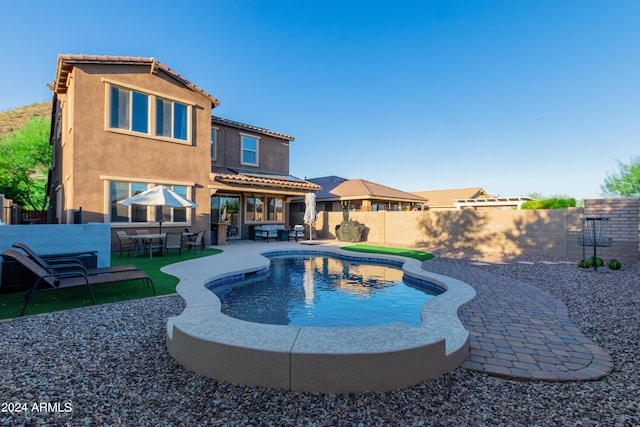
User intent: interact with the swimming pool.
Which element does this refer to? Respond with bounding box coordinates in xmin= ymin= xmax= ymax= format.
xmin=209 ymin=254 xmax=444 ymax=327
xmin=165 ymin=242 xmax=476 ymax=393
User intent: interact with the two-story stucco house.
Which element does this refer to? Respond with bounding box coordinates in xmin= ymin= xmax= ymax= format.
xmin=47 ymin=54 xmax=319 ymax=248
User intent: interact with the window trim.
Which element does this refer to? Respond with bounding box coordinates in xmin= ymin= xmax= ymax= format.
xmin=102 ymin=78 xmax=195 ymax=106
xmin=103 ymin=79 xmax=193 ymax=145
xmin=240 ymin=133 xmax=260 ymax=167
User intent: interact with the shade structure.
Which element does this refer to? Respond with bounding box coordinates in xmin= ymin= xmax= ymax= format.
xmin=119 ymin=185 xmax=197 ymax=234
xmin=303 ymin=192 xmax=317 ymax=241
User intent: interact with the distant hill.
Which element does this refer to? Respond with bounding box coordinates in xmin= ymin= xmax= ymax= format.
xmin=0 ymin=102 xmax=51 ymax=138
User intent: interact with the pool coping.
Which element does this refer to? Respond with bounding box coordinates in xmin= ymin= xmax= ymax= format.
xmin=164 ymin=241 xmax=476 ymax=393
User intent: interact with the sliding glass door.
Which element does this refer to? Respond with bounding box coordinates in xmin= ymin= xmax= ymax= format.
xmin=211 ymin=195 xmax=241 ymax=240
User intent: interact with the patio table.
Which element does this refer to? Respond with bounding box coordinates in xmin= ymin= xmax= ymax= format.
xmin=130 ymin=233 xmax=165 ymax=259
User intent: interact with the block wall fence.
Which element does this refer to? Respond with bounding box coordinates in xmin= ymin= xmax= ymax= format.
xmin=292 ymin=199 xmax=639 ymax=262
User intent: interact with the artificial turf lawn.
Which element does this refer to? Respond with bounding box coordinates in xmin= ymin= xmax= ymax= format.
xmin=0 ymin=248 xmax=222 ymax=319
xmin=340 ymin=244 xmax=434 ymax=261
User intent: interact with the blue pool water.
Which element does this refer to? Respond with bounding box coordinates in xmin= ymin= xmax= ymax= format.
xmin=208 ymin=253 xmax=444 ymax=327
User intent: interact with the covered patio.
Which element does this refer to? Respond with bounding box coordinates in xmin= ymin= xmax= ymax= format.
xmin=209 ymin=167 xmax=321 ymax=242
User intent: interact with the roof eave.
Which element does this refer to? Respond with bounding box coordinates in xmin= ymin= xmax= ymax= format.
xmin=52 ymin=54 xmax=220 ymax=107
xmin=211 ymin=116 xmax=294 ymax=141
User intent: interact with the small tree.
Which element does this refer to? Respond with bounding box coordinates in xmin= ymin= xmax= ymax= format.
xmin=0 ymin=116 xmax=51 ymax=211
xmin=601 ymin=156 xmax=640 ymax=198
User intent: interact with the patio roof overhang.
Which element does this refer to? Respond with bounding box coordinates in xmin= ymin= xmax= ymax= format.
xmin=209 ymin=168 xmax=321 ymax=197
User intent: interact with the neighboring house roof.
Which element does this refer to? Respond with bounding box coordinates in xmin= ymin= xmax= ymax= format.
xmin=308 ymin=176 xmax=426 ymax=203
xmin=210 ymin=167 xmax=321 ymax=192
xmin=51 ymin=54 xmax=221 ymax=108
xmin=212 ymin=116 xmax=294 ymax=142
xmin=412 ymin=187 xmax=494 ymax=208
xmin=308 ymin=176 xmax=349 ymax=199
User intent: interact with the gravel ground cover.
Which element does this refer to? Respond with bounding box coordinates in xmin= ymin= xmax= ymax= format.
xmin=1 ymin=257 xmax=638 ymax=426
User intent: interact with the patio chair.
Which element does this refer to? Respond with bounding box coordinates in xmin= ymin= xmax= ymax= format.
xmin=182 ymin=228 xmax=196 ymax=244
xmin=12 ymin=242 xmax=138 ymax=276
xmin=227 ymin=224 xmax=238 ymax=240
xmin=164 ymin=232 xmax=184 ymax=256
xmin=2 ymin=249 xmax=155 ymax=316
xmin=184 ymin=230 xmax=204 ymax=252
xmin=133 ymin=229 xmax=150 ymax=255
xmin=115 ymin=231 xmax=136 ymax=257
xmin=289 ymin=225 xmax=305 ymax=242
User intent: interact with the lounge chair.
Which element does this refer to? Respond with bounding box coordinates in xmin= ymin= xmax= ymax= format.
xmin=12 ymin=242 xmax=138 ymax=276
xmin=2 ymin=249 xmax=155 ymax=316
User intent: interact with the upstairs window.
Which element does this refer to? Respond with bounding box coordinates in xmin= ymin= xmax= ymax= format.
xmin=241 ymin=134 xmax=259 ymax=166
xmin=110 ymin=86 xmax=149 ymax=133
xmin=106 ymin=82 xmax=191 ymax=143
xmin=155 ymin=98 xmax=188 ymax=140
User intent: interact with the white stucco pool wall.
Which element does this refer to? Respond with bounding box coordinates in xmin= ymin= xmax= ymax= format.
xmin=164 ymin=241 xmax=476 ymax=393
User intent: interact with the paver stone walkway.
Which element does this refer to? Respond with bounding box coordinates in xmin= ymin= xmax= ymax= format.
xmin=422 ymin=258 xmax=613 ymax=381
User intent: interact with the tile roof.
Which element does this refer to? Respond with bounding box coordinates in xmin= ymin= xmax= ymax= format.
xmin=308 ymin=176 xmax=349 ymax=199
xmin=411 ymin=188 xmax=494 ymax=207
xmin=333 ymin=179 xmax=427 ymax=202
xmin=308 ymin=176 xmax=426 ymax=202
xmin=52 ymin=54 xmax=220 ymax=107
xmin=211 ymin=167 xmax=321 ymax=192
xmin=212 ymin=116 xmax=294 ymax=141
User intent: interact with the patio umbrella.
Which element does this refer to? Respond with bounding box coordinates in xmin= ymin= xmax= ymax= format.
xmin=119 ymin=185 xmax=197 ymax=234
xmin=303 ymin=192 xmax=317 ymax=241
xmin=221 ymin=200 xmax=228 ymax=222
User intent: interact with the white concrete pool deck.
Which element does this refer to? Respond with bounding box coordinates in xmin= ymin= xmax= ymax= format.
xmin=163 ymin=240 xmax=476 ymax=393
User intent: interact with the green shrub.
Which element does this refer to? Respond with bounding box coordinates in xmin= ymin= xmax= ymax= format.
xmin=521 ymin=197 xmax=577 ymax=210
xmin=608 ymin=259 xmax=622 ymax=270
xmin=578 ymin=259 xmax=589 ymax=268
xmin=587 ymin=256 xmax=604 ymax=267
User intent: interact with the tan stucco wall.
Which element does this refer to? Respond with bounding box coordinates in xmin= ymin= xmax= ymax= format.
xmin=213 ymin=125 xmax=290 ymax=174
xmin=53 ymin=63 xmax=214 ymax=238
xmin=292 ymin=199 xmax=640 ymax=262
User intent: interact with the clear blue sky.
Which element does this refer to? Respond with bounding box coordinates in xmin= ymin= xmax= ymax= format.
xmin=2 ymin=0 xmax=639 ymax=200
